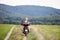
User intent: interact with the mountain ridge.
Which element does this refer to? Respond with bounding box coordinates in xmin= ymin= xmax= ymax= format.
xmin=0 ymin=4 xmax=60 ymax=18
xmin=0 ymin=4 xmax=60 ymax=24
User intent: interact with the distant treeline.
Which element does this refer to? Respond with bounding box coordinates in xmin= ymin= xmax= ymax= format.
xmin=0 ymin=16 xmax=60 ymax=25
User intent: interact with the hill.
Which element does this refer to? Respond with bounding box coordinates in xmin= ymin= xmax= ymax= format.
xmin=0 ymin=4 xmax=60 ymax=24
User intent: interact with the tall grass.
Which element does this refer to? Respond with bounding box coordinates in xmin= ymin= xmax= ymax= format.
xmin=9 ymin=25 xmax=37 ymax=40
xmin=9 ymin=25 xmax=24 ymax=40
xmin=27 ymin=28 xmax=37 ymax=40
xmin=38 ymin=25 xmax=60 ymax=40
xmin=7 ymin=25 xmax=60 ymax=40
xmin=0 ymin=24 xmax=13 ymax=40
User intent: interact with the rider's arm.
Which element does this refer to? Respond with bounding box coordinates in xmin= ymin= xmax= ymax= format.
xmin=28 ymin=22 xmax=30 ymax=30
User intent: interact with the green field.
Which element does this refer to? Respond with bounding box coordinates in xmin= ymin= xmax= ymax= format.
xmin=0 ymin=24 xmax=13 ymax=40
xmin=38 ymin=25 xmax=60 ymax=40
xmin=9 ymin=25 xmax=24 ymax=40
xmin=0 ymin=24 xmax=60 ymax=40
xmin=9 ymin=25 xmax=60 ymax=40
xmin=9 ymin=25 xmax=37 ymax=40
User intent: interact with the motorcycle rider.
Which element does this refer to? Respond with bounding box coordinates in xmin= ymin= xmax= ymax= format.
xmin=21 ymin=17 xmax=30 ymax=33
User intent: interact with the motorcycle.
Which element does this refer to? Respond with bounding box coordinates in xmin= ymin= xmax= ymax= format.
xmin=23 ymin=24 xmax=29 ymax=36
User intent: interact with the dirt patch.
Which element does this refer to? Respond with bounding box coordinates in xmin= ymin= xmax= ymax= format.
xmin=23 ymin=37 xmax=27 ymax=40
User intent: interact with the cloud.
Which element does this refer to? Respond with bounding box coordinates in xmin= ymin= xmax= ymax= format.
xmin=0 ymin=0 xmax=60 ymax=9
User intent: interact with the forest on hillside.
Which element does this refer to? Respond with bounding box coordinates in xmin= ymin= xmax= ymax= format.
xmin=0 ymin=15 xmax=60 ymax=25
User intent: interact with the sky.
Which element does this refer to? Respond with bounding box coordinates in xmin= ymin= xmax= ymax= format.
xmin=0 ymin=0 xmax=60 ymax=9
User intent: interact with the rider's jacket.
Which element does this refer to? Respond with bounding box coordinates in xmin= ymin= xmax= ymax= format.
xmin=21 ymin=21 xmax=30 ymax=27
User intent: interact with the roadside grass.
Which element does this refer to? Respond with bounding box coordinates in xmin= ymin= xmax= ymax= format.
xmin=37 ymin=25 xmax=60 ymax=40
xmin=27 ymin=28 xmax=37 ymax=40
xmin=6 ymin=25 xmax=60 ymax=40
xmin=0 ymin=24 xmax=13 ymax=40
xmin=9 ymin=25 xmax=24 ymax=40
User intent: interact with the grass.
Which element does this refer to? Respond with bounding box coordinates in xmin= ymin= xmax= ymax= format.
xmin=27 ymin=28 xmax=37 ymax=40
xmin=37 ymin=25 xmax=60 ymax=40
xmin=0 ymin=24 xmax=13 ymax=40
xmin=1 ymin=24 xmax=60 ymax=40
xmin=9 ymin=25 xmax=24 ymax=40
xmin=9 ymin=25 xmax=37 ymax=40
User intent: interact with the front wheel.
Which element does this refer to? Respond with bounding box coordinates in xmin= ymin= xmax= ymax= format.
xmin=24 ymin=29 xmax=28 ymax=36
xmin=25 ymin=32 xmax=27 ymax=36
